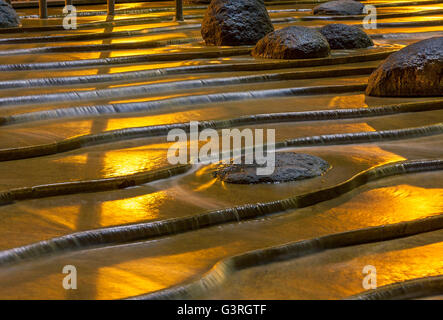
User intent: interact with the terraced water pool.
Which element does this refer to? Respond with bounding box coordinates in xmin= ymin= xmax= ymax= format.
xmin=0 ymin=0 xmax=441 ymax=300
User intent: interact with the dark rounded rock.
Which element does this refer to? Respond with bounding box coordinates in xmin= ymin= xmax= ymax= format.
xmin=0 ymin=0 xmax=20 ymax=28
xmin=319 ymin=24 xmax=373 ymax=49
xmin=366 ymin=37 xmax=443 ymax=97
xmin=213 ymin=152 xmax=330 ymax=184
xmin=252 ymin=26 xmax=330 ymax=59
xmin=313 ymin=0 xmax=364 ymax=16
xmin=201 ymin=0 xmax=274 ymax=46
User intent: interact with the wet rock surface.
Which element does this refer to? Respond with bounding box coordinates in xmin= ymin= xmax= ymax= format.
xmin=320 ymin=24 xmax=373 ymax=49
xmin=0 ymin=0 xmax=19 ymax=28
xmin=213 ymin=152 xmax=330 ymax=184
xmin=366 ymin=37 xmax=443 ymax=97
xmin=252 ymin=26 xmax=330 ymax=59
xmin=313 ymin=0 xmax=364 ymax=15
xmin=201 ymin=0 xmax=274 ymax=46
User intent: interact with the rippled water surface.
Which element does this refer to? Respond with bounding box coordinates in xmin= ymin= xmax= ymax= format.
xmin=0 ymin=0 xmax=442 ymax=300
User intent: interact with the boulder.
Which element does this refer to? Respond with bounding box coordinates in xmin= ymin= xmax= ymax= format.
xmin=313 ymin=0 xmax=364 ymax=16
xmin=319 ymin=24 xmax=373 ymax=49
xmin=201 ymin=0 xmax=274 ymax=46
xmin=213 ymin=152 xmax=330 ymax=184
xmin=252 ymin=26 xmax=330 ymax=59
xmin=366 ymin=37 xmax=443 ymax=97
xmin=0 ymin=0 xmax=19 ymax=28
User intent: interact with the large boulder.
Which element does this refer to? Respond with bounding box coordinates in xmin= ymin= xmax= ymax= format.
xmin=213 ymin=152 xmax=330 ymax=184
xmin=201 ymin=0 xmax=274 ymax=46
xmin=366 ymin=37 xmax=443 ymax=97
xmin=0 ymin=0 xmax=19 ymax=28
xmin=252 ymin=26 xmax=330 ymax=59
xmin=319 ymin=24 xmax=373 ymax=49
xmin=313 ymin=0 xmax=364 ymax=15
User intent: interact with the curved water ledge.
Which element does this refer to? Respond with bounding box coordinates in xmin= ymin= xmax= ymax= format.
xmin=346 ymin=275 xmax=443 ymax=300
xmin=301 ymin=9 xmax=443 ymax=21
xmin=0 ymin=24 xmax=202 ymax=44
xmin=370 ymin=31 xmax=443 ymax=40
xmin=365 ymin=0 xmax=443 ymax=8
xmin=376 ymin=19 xmax=443 ymax=28
xmin=0 ymin=67 xmax=376 ymax=107
xmin=0 ymin=100 xmax=442 ymax=161
xmin=0 ymin=84 xmax=368 ymax=125
xmin=0 ymin=49 xmax=393 ymax=72
xmin=0 ymin=159 xmax=441 ymax=267
xmin=0 ymin=164 xmax=191 ymax=207
xmin=0 ymin=53 xmax=391 ymax=87
xmin=130 ymin=214 xmax=443 ymax=299
xmin=19 ymin=5 xmax=207 ymax=19
xmin=0 ymin=48 xmax=253 ymax=71
xmin=0 ymin=16 xmax=165 ymax=34
xmin=0 ymin=38 xmax=202 ymax=57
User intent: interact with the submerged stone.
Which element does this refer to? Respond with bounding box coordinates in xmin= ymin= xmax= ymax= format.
xmin=0 ymin=0 xmax=19 ymax=28
xmin=319 ymin=24 xmax=373 ymax=49
xmin=313 ymin=0 xmax=364 ymax=16
xmin=213 ymin=152 xmax=329 ymax=184
xmin=366 ymin=37 xmax=443 ymax=97
xmin=201 ymin=0 xmax=274 ymax=46
xmin=252 ymin=26 xmax=330 ymax=59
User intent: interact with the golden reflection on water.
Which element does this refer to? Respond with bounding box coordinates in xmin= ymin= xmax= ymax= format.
xmin=102 ymin=146 xmax=167 ymax=177
xmin=327 ymin=94 xmax=368 ymax=109
xmin=52 ymin=154 xmax=89 ymax=165
xmin=104 ymin=111 xmax=202 ymax=131
xmin=193 ymin=178 xmax=218 ymax=192
xmin=378 ymin=185 xmax=443 ymax=222
xmin=109 ymin=92 xmax=189 ymax=104
xmin=348 ymin=145 xmax=406 ymax=166
xmin=99 ymin=190 xmax=167 ymax=226
xmin=357 ymin=241 xmax=443 ymax=288
xmin=94 ymin=245 xmax=228 ymax=299
xmin=109 ymin=48 xmax=175 ymax=57
xmin=328 ymin=184 xmax=443 ymax=227
xmin=95 ymin=265 xmax=167 ymax=299
xmin=108 ymin=32 xmax=190 ymax=44
xmin=26 ymin=205 xmax=79 ymax=231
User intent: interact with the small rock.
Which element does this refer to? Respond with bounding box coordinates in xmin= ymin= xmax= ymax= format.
xmin=0 ymin=0 xmax=20 ymax=28
xmin=319 ymin=24 xmax=373 ymax=49
xmin=252 ymin=26 xmax=330 ymax=59
xmin=213 ymin=152 xmax=330 ymax=184
xmin=366 ymin=37 xmax=443 ymax=97
xmin=201 ymin=0 xmax=274 ymax=46
xmin=313 ymin=0 xmax=364 ymax=16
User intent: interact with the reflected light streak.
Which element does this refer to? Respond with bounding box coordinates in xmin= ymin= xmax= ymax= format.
xmin=102 ymin=147 xmax=167 ymax=177
xmin=100 ymin=190 xmax=168 ymax=226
